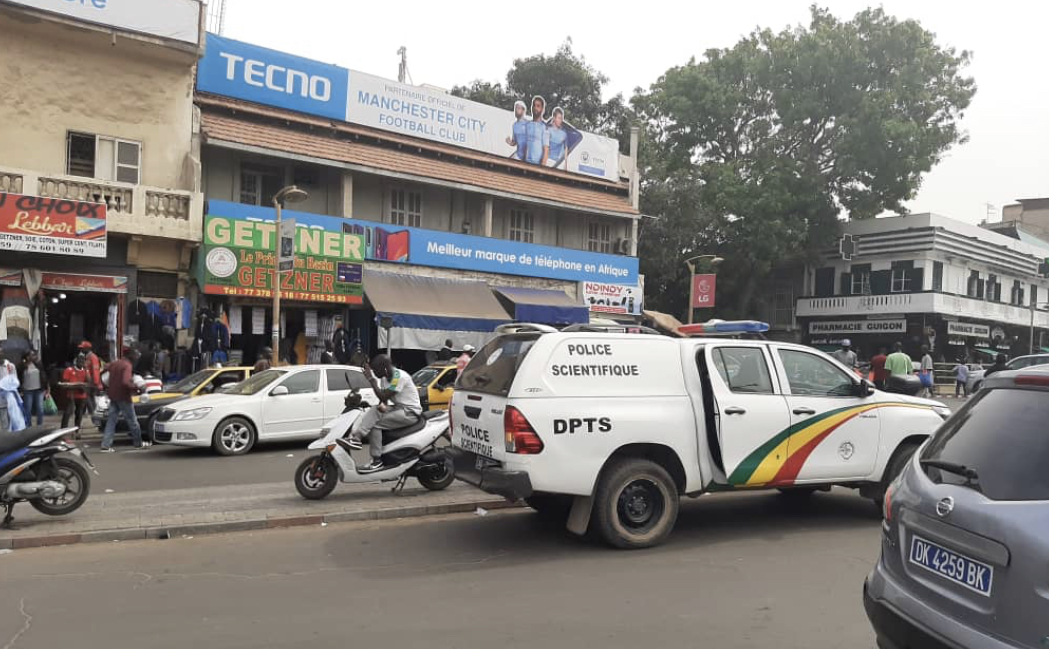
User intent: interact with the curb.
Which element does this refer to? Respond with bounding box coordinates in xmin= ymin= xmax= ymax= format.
xmin=2 ymin=498 xmax=520 ymax=550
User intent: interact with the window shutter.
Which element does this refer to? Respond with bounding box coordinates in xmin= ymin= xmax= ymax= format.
xmin=814 ymin=268 xmax=835 ymax=297
xmin=911 ymin=268 xmax=924 ymax=292
xmin=840 ymin=272 xmax=852 ymax=295
xmin=871 ymin=270 xmax=892 ymax=295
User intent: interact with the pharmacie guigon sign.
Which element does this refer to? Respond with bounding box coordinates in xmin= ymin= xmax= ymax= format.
xmin=202 ymin=213 xmax=364 ymax=304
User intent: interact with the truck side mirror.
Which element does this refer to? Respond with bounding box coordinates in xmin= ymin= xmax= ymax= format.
xmin=856 ymin=379 xmax=875 ymax=397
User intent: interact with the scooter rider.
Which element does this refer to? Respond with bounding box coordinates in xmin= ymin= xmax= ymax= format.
xmin=348 ymin=354 xmax=422 ymax=473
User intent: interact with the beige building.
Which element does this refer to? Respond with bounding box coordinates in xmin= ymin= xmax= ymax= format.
xmin=0 ymin=0 xmax=203 ymax=364
xmin=1000 ymin=198 xmax=1049 ymax=241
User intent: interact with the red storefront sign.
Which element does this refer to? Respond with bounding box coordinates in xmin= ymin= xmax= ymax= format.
xmin=0 ymin=192 xmax=107 ymax=257
xmin=41 ymin=273 xmax=128 ymax=294
xmin=692 ymin=274 xmax=717 ymax=308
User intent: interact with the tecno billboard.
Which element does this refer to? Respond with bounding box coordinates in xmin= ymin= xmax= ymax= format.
xmin=196 ymin=34 xmax=621 ymax=181
xmin=4 ymin=0 xmax=202 ymax=44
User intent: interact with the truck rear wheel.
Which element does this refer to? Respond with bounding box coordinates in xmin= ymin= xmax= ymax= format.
xmin=592 ymin=458 xmax=679 ymax=549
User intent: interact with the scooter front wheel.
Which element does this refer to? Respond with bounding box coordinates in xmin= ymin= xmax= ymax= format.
xmin=295 ymin=455 xmax=338 ymax=500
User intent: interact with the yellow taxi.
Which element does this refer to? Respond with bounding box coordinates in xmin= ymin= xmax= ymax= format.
xmin=412 ymin=362 xmax=458 ymax=411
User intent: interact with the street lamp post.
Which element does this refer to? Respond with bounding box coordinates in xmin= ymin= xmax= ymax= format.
xmin=1029 ymin=301 xmax=1049 ymax=355
xmin=684 ymin=255 xmax=724 ymax=324
xmin=271 ymin=185 xmax=308 ymax=366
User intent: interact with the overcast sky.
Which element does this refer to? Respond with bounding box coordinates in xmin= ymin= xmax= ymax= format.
xmin=223 ymin=0 xmax=1048 ymax=224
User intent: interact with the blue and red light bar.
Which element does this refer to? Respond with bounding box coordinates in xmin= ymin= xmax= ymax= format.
xmin=678 ymin=320 xmax=770 ymax=336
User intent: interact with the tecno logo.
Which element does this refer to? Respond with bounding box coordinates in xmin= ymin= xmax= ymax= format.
xmin=219 ymin=52 xmax=332 ymax=101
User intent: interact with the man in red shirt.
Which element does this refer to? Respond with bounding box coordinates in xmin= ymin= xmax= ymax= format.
xmin=870 ymin=347 xmax=889 ymax=391
xmin=61 ymin=354 xmax=90 ymax=432
xmin=101 ymin=348 xmax=146 ymax=452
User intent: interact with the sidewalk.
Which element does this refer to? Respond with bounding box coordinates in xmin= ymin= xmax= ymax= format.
xmin=0 ymin=481 xmax=517 ymax=550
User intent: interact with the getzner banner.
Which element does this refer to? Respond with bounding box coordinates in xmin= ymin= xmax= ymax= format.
xmin=203 ymin=201 xmax=638 ymax=285
xmin=196 ymin=34 xmax=621 ymax=181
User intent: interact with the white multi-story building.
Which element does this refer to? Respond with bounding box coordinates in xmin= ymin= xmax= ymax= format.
xmin=792 ymin=213 xmax=1049 ymax=361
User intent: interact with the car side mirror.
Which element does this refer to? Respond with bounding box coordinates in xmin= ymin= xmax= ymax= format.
xmin=270 ymin=385 xmax=289 ymax=397
xmin=856 ymin=379 xmax=875 ymax=397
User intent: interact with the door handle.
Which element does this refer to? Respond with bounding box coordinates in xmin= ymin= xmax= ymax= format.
xmin=723 ymin=406 xmax=746 ymax=415
xmin=793 ymin=407 xmax=816 ymax=416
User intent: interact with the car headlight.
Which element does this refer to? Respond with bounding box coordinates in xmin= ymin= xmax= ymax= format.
xmin=932 ymin=405 xmax=951 ymax=420
xmin=172 ymin=407 xmax=213 ymax=421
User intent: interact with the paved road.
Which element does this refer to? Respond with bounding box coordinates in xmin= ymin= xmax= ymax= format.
xmin=0 ymin=489 xmax=882 ymax=648
xmin=78 ymin=437 xmax=310 ymax=492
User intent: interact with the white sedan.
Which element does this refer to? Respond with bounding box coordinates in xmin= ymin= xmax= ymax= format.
xmin=153 ymin=365 xmax=376 ymax=456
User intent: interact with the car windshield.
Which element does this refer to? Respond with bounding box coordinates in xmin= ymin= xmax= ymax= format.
xmin=225 ymin=369 xmax=285 ymax=395
xmin=167 ymin=370 xmax=213 ymax=394
xmin=921 ymin=387 xmax=1049 ymax=500
xmin=412 ymin=367 xmax=441 ymax=387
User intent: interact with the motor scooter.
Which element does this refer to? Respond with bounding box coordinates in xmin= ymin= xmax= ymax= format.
xmin=0 ymin=426 xmax=95 ymax=527
xmin=294 ymin=391 xmax=454 ymax=499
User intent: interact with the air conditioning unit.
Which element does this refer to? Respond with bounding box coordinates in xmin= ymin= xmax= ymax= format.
xmin=615 ymin=238 xmax=632 ymax=255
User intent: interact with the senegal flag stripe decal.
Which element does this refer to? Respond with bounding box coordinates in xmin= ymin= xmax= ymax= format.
xmin=727 ymin=402 xmax=933 ymax=487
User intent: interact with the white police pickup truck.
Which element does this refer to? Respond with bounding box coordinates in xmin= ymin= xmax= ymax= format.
xmin=449 ymin=323 xmax=949 ymax=548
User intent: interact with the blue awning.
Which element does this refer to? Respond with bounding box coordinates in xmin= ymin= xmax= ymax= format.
xmin=365 ymin=271 xmax=511 ymax=333
xmin=493 ymin=286 xmax=588 ymax=325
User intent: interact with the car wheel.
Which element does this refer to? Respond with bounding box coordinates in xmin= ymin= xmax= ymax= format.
xmin=212 ymin=417 xmax=256 ymax=456
xmin=592 ymin=458 xmax=679 ymax=549
xmin=871 ymin=441 xmax=921 ymax=510
xmin=144 ymin=412 xmax=160 ymax=443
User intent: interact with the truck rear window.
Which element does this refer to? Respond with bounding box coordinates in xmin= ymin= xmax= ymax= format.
xmin=456 ymin=334 xmax=538 ymax=396
xmin=921 ymin=388 xmax=1049 ymax=500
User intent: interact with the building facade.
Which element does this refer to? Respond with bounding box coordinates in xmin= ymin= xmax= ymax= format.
xmin=0 ymin=0 xmax=204 ymax=366
xmin=794 ymin=213 xmax=1049 ymax=362
xmin=191 ymin=34 xmax=641 ymax=370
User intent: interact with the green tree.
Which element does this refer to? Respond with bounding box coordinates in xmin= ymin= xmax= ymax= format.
xmin=452 ymin=38 xmax=632 ymax=146
xmin=635 ymin=6 xmax=975 ymax=316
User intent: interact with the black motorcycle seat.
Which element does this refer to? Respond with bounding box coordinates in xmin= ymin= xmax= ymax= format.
xmin=380 ymin=414 xmax=427 ymax=443
xmin=0 ymin=426 xmax=60 ymax=456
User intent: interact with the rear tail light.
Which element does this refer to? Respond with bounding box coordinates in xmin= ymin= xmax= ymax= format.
xmin=504 ymin=406 xmax=543 ymax=454
xmin=1015 ymin=375 xmax=1049 ymax=386
xmin=884 ymin=483 xmax=894 ymax=521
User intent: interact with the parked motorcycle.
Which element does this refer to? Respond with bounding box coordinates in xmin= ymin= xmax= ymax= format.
xmin=294 ymin=391 xmax=454 ymax=499
xmin=0 ymin=426 xmax=95 ymax=527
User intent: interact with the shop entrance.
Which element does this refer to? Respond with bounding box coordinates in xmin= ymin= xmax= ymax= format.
xmin=43 ymin=289 xmax=116 ymax=366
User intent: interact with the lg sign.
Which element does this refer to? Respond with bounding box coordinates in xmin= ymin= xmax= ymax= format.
xmin=219 ymin=52 xmax=331 ymax=101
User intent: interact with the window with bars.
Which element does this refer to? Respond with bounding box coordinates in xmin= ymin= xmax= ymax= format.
xmin=389 ymin=188 xmax=422 ymax=227
xmin=239 ymin=164 xmax=283 ymax=206
xmin=588 ymin=220 xmax=613 ymax=253
xmin=67 ymin=132 xmax=141 ymax=184
xmin=137 ymin=271 xmax=178 ymax=298
xmin=508 ymin=208 xmax=534 ymax=243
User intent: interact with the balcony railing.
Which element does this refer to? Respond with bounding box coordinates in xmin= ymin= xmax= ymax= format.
xmin=0 ymin=166 xmax=201 ymax=241
xmin=797 ymin=291 xmax=1049 ymax=329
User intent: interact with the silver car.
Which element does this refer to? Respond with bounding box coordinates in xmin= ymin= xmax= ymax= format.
xmin=865 ymin=366 xmax=1049 ymax=649
xmin=967 ymin=353 xmax=1049 ymax=393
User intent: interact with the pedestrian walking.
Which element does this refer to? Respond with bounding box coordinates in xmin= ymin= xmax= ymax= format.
xmin=885 ymin=342 xmax=913 ymax=376
xmin=953 ymin=358 xmax=969 ymax=398
xmin=101 ymin=347 xmax=148 ymax=452
xmin=62 ymin=354 xmax=90 ymax=433
xmin=437 ymin=339 xmax=454 ymax=362
xmin=0 ymin=349 xmax=23 ymax=433
xmin=984 ymin=353 xmax=1009 ymax=378
xmin=253 ymin=347 xmax=272 ymax=373
xmin=870 ymin=347 xmax=889 ymax=390
xmin=456 ymin=344 xmax=476 ymax=373
xmin=78 ymin=341 xmax=103 ymax=424
xmin=830 ymin=339 xmax=858 ymax=371
xmin=320 ymin=341 xmax=336 ymax=365
xmin=918 ymin=346 xmax=935 ymax=398
xmin=18 ymin=350 xmax=46 ymax=427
